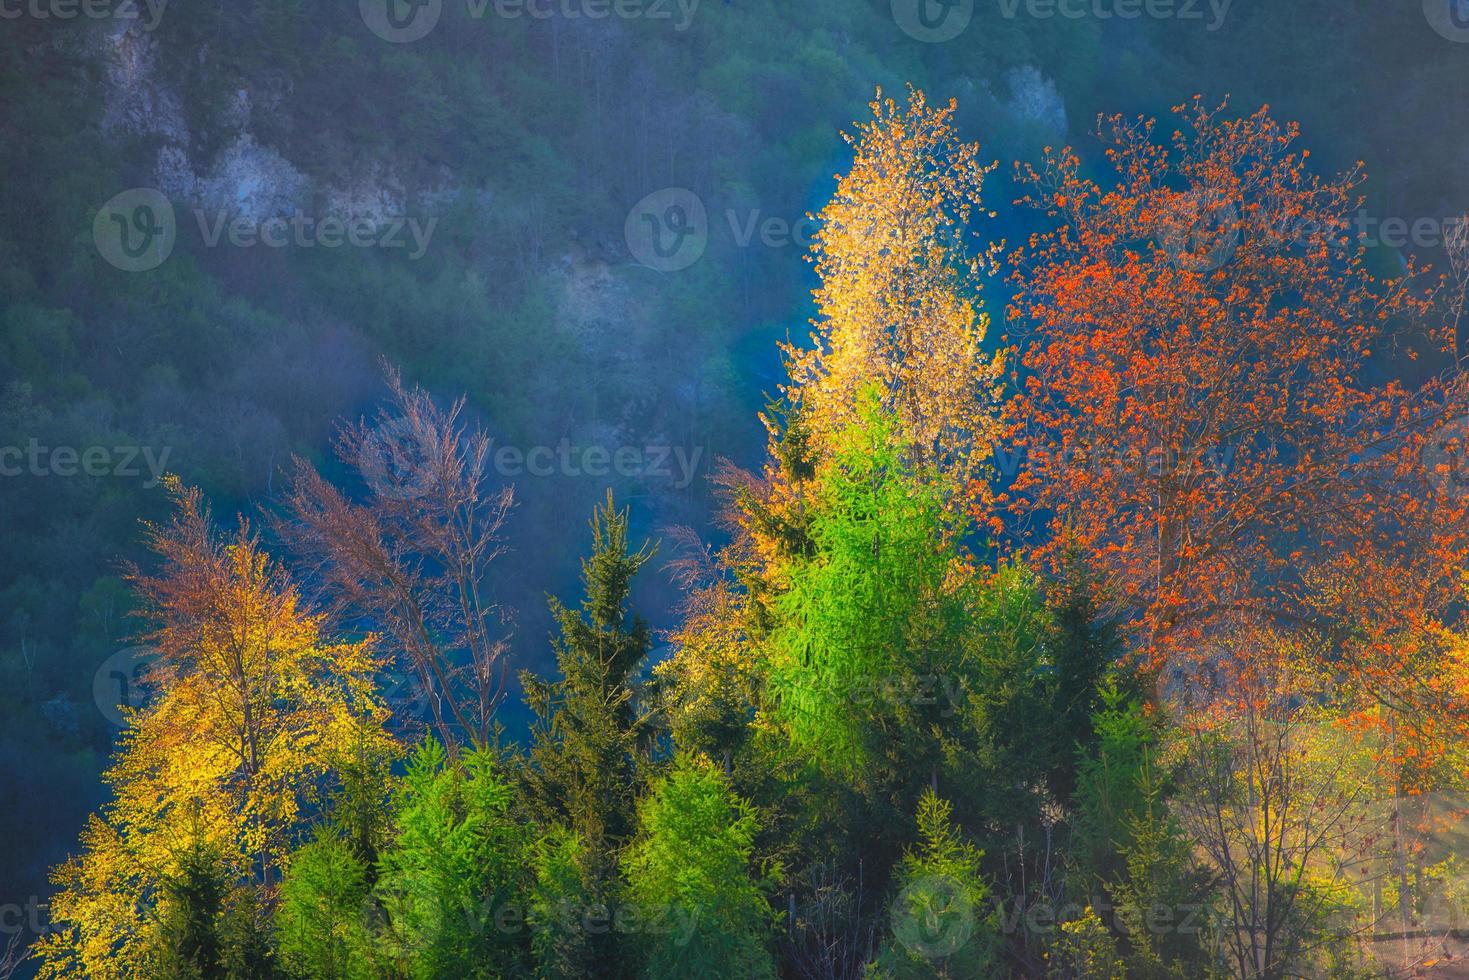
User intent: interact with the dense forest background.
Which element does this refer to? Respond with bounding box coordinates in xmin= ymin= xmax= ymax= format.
xmin=4 ymin=0 xmax=1469 ymax=966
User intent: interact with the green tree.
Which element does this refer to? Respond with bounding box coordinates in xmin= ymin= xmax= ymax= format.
xmin=375 ymin=739 xmax=530 ymax=979
xmin=1072 ymin=685 xmax=1212 ymax=977
xmin=276 ymin=830 xmax=376 ymax=980
xmin=623 ymin=755 xmax=779 ymax=979
xmin=1044 ymin=544 xmax=1123 ymax=806
xmin=764 ymin=395 xmax=967 ymax=787
xmin=518 ymin=492 xmax=657 ymax=976
xmin=869 ymin=791 xmax=997 ymax=979
xmin=148 ymin=834 xmax=226 ymax=980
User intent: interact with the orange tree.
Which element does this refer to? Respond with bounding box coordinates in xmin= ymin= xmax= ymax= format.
xmin=1000 ymin=97 xmax=1469 ymax=674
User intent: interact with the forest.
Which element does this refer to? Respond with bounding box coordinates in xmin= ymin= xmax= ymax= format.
xmin=6 ymin=1 xmax=1469 ymax=978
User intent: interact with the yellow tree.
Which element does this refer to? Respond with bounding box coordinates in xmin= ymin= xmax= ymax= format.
xmin=661 ymin=87 xmax=1005 ymax=761
xmin=783 ymin=85 xmax=1005 ymax=493
xmin=35 ymin=481 xmax=394 ymax=979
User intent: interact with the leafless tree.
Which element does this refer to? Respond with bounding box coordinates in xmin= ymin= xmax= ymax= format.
xmin=1445 ymin=215 xmax=1469 ymax=372
xmin=280 ymin=362 xmax=514 ymax=757
xmin=0 ymin=932 xmax=25 ymax=980
xmin=785 ymin=861 xmax=880 ymax=980
xmin=1174 ymin=646 xmax=1390 ymax=979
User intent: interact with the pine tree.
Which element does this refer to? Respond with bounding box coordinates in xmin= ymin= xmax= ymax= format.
xmin=519 ymin=491 xmax=657 ymax=977
xmin=869 ymin=791 xmax=997 ymax=979
xmin=1045 ymin=543 xmax=1123 ymax=805
xmin=623 ymin=755 xmax=779 ymax=979
xmin=149 ymin=833 xmax=226 ymax=979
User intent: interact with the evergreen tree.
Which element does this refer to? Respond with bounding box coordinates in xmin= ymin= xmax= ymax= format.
xmin=276 ymin=830 xmax=375 ymax=980
xmin=149 ymin=834 xmax=226 ymax=980
xmin=1045 ymin=543 xmax=1123 ymax=805
xmin=868 ymin=791 xmax=997 ymax=980
xmin=623 ymin=755 xmax=779 ymax=979
xmin=375 ymin=739 xmax=530 ymax=979
xmin=519 ymin=491 xmax=657 ymax=976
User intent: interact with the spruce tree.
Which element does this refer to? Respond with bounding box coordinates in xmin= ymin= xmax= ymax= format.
xmin=519 ymin=491 xmax=656 ymax=976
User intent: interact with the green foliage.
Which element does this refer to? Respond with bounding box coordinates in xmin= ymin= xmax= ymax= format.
xmin=518 ymin=492 xmax=658 ymax=977
xmin=1045 ymin=545 xmax=1124 ymax=804
xmin=376 ymin=739 xmax=530 ymax=979
xmin=276 ymin=831 xmax=375 ymax=980
xmin=1045 ymin=906 xmax=1126 ymax=979
xmin=148 ymin=832 xmax=278 ymax=980
xmin=623 ymin=755 xmax=779 ymax=980
xmin=1072 ymin=686 xmax=1213 ymax=977
xmin=525 ymin=825 xmax=598 ymax=979
xmin=148 ymin=836 xmax=227 ymax=980
xmin=868 ymin=791 xmax=997 ymax=980
xmin=521 ymin=491 xmax=657 ymax=846
xmin=765 ymin=396 xmax=965 ymax=781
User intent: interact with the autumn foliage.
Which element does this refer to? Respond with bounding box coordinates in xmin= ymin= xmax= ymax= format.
xmin=1003 ymin=98 xmax=1469 ymax=681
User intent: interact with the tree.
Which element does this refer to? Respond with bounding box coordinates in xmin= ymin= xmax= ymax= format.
xmin=763 ymin=396 xmax=969 ymax=784
xmin=868 ymin=791 xmax=997 ymax=980
xmin=518 ymin=491 xmax=657 ymax=976
xmin=35 ymin=481 xmax=393 ymax=979
xmin=784 ymin=85 xmax=1004 ymax=491
xmin=282 ymin=363 xmax=516 ymax=755
xmin=147 ymin=831 xmax=226 ymax=979
xmin=1072 ymin=685 xmax=1212 ymax=977
xmin=623 ymin=754 xmax=779 ymax=979
xmin=1044 ymin=543 xmax=1124 ymax=805
xmin=276 ymin=830 xmax=377 ymax=980
xmin=1173 ymin=633 xmax=1384 ymax=979
xmin=1004 ymin=98 xmax=1465 ymax=667
xmin=374 ymin=739 xmax=530 ymax=979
